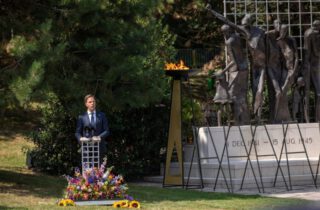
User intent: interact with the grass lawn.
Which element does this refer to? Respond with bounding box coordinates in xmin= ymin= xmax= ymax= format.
xmin=0 ymin=117 xmax=312 ymax=210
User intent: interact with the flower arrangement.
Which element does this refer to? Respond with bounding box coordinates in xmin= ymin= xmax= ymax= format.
xmin=63 ymin=162 xmax=131 ymax=201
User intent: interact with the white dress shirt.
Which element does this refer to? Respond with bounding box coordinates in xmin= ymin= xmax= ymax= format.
xmin=87 ymin=110 xmax=96 ymax=124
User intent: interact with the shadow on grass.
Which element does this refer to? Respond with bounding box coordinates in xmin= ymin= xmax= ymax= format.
xmin=127 ymin=185 xmax=312 ymax=210
xmin=0 ymin=206 xmax=28 ymax=210
xmin=128 ymin=185 xmax=263 ymax=202
xmin=0 ymin=110 xmax=40 ymax=142
xmin=0 ymin=169 xmax=311 ymax=210
xmin=0 ymin=120 xmax=34 ymax=142
xmin=0 ymin=168 xmax=264 ymax=203
xmin=0 ymin=168 xmax=66 ymax=198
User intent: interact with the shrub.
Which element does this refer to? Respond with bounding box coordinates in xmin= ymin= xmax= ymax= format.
xmin=106 ymin=105 xmax=169 ymax=180
xmin=29 ymin=94 xmax=169 ymax=179
xmin=29 ymin=95 xmax=80 ymax=175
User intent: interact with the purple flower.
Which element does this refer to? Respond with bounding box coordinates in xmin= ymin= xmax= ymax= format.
xmin=87 ymin=176 xmax=95 ymax=184
xmin=63 ymin=165 xmax=131 ymax=201
xmin=70 ymin=178 xmax=80 ymax=184
xmin=124 ymin=195 xmax=134 ymax=201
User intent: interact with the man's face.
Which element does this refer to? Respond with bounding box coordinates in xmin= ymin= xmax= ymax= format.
xmin=85 ymin=97 xmax=96 ymax=112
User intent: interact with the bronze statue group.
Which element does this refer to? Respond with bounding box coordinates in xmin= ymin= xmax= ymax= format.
xmin=207 ymin=6 xmax=320 ymax=125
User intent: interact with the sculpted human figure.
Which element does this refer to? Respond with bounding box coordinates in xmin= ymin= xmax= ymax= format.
xmin=265 ymin=19 xmax=283 ymax=122
xmin=277 ymin=24 xmax=299 ymax=93
xmin=292 ymin=77 xmax=306 ymax=121
xmin=212 ymin=70 xmax=231 ymax=126
xmin=206 ymin=5 xmax=266 ymax=121
xmin=215 ymin=24 xmax=249 ymax=125
xmin=267 ymin=19 xmax=281 ymax=39
xmin=269 ymin=24 xmax=299 ymax=122
xmin=303 ymin=20 xmax=320 ymax=122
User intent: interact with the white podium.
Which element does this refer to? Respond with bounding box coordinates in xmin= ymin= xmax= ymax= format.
xmin=81 ymin=140 xmax=100 ymax=173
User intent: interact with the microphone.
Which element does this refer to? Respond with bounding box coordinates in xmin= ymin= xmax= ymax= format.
xmin=90 ymin=126 xmax=96 ymax=137
xmin=84 ymin=126 xmax=91 ymax=138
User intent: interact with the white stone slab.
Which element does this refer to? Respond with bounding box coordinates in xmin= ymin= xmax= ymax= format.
xmin=194 ymin=123 xmax=320 ymax=163
xmin=75 ymin=200 xmax=119 ymax=206
xmin=161 ymin=159 xmax=319 ymax=190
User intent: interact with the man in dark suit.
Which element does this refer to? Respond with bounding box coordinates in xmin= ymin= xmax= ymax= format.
xmin=75 ymin=94 xmax=110 ymax=162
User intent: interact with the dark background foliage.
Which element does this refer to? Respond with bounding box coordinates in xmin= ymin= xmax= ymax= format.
xmin=7 ymin=0 xmax=313 ymax=178
xmin=29 ymin=94 xmax=170 ymax=179
xmin=1 ymin=0 xmax=225 ymax=178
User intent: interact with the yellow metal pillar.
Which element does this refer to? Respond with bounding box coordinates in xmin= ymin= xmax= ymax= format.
xmin=163 ymin=78 xmax=184 ymax=186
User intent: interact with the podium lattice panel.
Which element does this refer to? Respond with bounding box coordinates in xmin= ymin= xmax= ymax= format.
xmin=81 ymin=141 xmax=100 ymax=172
xmin=223 ymin=0 xmax=320 ymax=59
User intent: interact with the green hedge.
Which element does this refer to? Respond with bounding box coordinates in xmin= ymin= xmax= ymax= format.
xmin=29 ymin=95 xmax=169 ymax=179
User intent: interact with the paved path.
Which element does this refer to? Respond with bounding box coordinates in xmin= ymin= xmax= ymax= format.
xmin=132 ymin=182 xmax=320 ymax=209
xmin=262 ymin=189 xmax=320 ymax=201
xmin=133 ymin=181 xmax=320 ymax=201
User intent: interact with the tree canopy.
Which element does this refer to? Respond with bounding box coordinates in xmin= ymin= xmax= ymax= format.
xmin=1 ymin=0 xmax=176 ymax=114
xmin=1 ymin=0 xmax=225 ymax=177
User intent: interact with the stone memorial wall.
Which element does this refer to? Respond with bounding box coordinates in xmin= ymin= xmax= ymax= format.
xmin=196 ymin=123 xmax=320 ymax=162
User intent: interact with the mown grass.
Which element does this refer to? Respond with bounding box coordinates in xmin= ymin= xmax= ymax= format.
xmin=0 ymin=116 xmax=314 ymax=210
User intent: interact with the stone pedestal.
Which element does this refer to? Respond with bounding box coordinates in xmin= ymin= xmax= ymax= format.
xmin=161 ymin=123 xmax=320 ymax=191
xmin=162 ymin=159 xmax=319 ymax=190
xmin=195 ymin=123 xmax=320 ymax=162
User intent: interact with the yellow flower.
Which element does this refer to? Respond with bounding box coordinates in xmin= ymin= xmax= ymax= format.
xmin=120 ymin=200 xmax=129 ymax=208
xmin=57 ymin=199 xmax=75 ymax=207
xmin=129 ymin=200 xmax=141 ymax=208
xmin=113 ymin=201 xmax=122 ymax=208
xmin=113 ymin=200 xmax=130 ymax=208
xmin=65 ymin=199 xmax=75 ymax=206
xmin=58 ymin=200 xmax=65 ymax=206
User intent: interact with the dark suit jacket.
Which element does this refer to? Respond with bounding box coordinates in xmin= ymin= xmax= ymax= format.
xmin=75 ymin=111 xmax=110 ymax=143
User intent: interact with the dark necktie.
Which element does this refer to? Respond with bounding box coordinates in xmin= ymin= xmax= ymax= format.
xmin=90 ymin=112 xmax=94 ymax=124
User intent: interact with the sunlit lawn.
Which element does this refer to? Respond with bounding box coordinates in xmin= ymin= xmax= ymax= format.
xmin=0 ymin=117 xmax=312 ymax=210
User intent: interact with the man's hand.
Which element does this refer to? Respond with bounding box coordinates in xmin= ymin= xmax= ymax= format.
xmin=80 ymin=137 xmax=90 ymax=142
xmin=92 ymin=136 xmax=101 ymax=142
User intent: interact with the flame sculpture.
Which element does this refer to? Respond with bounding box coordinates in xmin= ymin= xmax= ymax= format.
xmin=165 ymin=60 xmax=190 ymax=70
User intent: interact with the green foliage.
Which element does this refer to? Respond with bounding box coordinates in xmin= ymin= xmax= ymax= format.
xmin=9 ymin=60 xmax=45 ymax=106
xmin=28 ymin=94 xmax=170 ymax=178
xmin=159 ymin=0 xmax=223 ymax=48
xmin=106 ymin=105 xmax=170 ymax=179
xmin=6 ymin=0 xmax=176 ymax=176
xmin=0 ymin=0 xmax=224 ymax=177
xmin=29 ymin=93 xmax=80 ymax=175
xmin=5 ymin=19 xmax=66 ymax=106
xmin=7 ymin=36 xmax=35 ymax=57
xmin=2 ymin=0 xmax=175 ymax=113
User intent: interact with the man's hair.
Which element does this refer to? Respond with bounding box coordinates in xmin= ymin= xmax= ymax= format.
xmin=84 ymin=94 xmax=95 ymax=104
